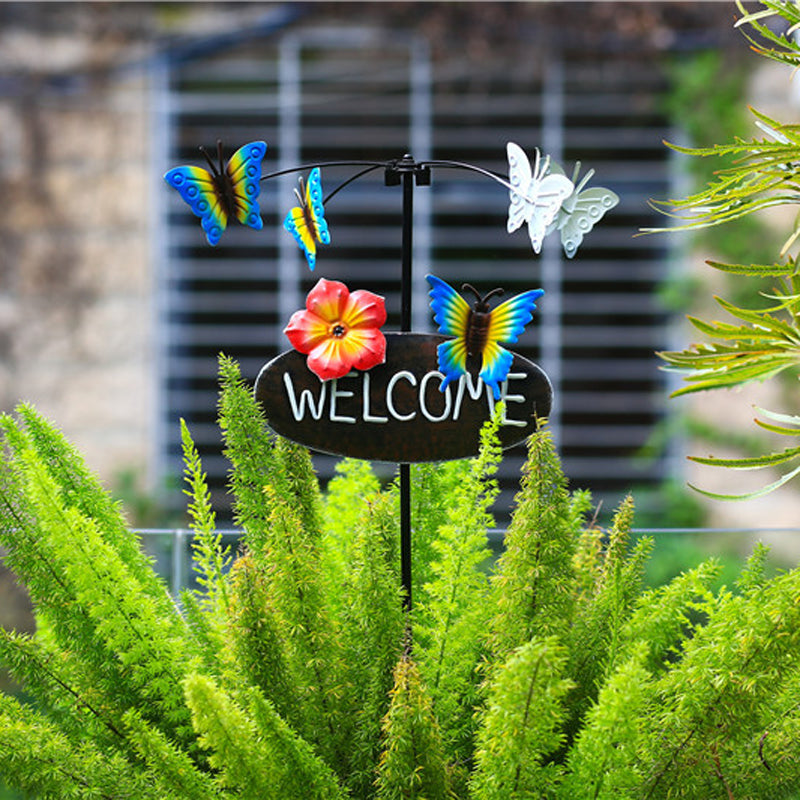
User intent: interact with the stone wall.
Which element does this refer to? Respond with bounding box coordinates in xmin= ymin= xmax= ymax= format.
xmin=0 ymin=4 xmax=154 ymax=489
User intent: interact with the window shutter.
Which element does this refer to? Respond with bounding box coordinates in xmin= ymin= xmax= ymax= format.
xmin=158 ymin=26 xmax=673 ymax=523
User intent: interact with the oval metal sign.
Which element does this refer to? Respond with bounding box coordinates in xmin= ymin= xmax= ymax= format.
xmin=254 ymin=333 xmax=552 ymax=462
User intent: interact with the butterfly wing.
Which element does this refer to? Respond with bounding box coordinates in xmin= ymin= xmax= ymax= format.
xmin=549 ymin=164 xmax=619 ymax=258
xmin=426 ymin=274 xmax=472 ymax=391
xmin=525 ymin=170 xmax=574 ymax=254
xmin=305 ymin=167 xmax=331 ymax=245
xmin=506 ymin=142 xmax=533 ymax=234
xmin=478 ymin=343 xmax=515 ymax=401
xmin=480 ymin=288 xmax=544 ymax=398
xmin=284 ymin=167 xmax=330 ymax=270
xmin=164 ymin=165 xmax=228 ymax=246
xmin=507 ymin=143 xmax=573 ymax=253
xmin=558 ymin=186 xmax=619 ymax=259
xmin=225 ymin=140 xmax=267 ymax=231
xmin=487 ymin=288 xmax=545 ymax=346
xmin=284 ymin=205 xmax=318 ymax=270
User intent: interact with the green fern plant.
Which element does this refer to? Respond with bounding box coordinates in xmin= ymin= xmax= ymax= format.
xmin=645 ymin=0 xmax=800 ymax=498
xmin=4 ymin=355 xmax=800 ymax=797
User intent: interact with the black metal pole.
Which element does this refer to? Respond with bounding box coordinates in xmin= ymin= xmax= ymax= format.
xmin=385 ymin=154 xmax=429 ymax=613
xmin=399 ymin=163 xmax=414 ymax=612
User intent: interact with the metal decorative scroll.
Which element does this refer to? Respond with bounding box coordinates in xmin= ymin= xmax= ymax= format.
xmin=165 ymin=139 xmax=619 ymax=610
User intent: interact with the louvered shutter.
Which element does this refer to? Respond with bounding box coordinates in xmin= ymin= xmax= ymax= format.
xmin=157 ymin=26 xmax=673 ymax=524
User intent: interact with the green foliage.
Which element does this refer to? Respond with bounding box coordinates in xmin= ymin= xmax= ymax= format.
xmin=413 ymin=408 xmax=501 ymax=768
xmin=646 ymin=1 xmax=800 ymax=498
xmin=7 ymin=357 xmax=800 ymax=798
xmin=486 ymin=424 xmax=587 ymax=658
xmin=470 ymin=637 xmax=573 ymax=799
xmin=661 ymin=48 xmax=775 ymax=271
xmin=375 ymin=653 xmax=450 ymax=800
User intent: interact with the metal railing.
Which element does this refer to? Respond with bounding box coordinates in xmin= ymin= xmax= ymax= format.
xmin=135 ymin=527 xmax=800 ymax=596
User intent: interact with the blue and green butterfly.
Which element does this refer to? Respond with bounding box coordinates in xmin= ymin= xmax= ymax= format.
xmin=284 ymin=167 xmax=331 ymax=270
xmin=164 ymin=140 xmax=267 ymax=246
xmin=426 ymin=274 xmax=544 ymax=400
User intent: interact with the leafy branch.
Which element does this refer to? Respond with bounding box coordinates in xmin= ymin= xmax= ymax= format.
xmin=643 ymin=108 xmax=800 ymax=256
xmin=644 ymin=0 xmax=800 ymax=498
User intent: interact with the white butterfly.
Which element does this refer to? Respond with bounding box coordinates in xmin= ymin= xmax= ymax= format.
xmin=547 ymin=161 xmax=620 ymax=258
xmin=506 ymin=142 xmax=574 ymax=254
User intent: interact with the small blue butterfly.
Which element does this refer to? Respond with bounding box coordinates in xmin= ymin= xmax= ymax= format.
xmin=427 ymin=274 xmax=544 ymax=400
xmin=284 ymin=167 xmax=331 ymax=270
xmin=164 ymin=140 xmax=266 ymax=246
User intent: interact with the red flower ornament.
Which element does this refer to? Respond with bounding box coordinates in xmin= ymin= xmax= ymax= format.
xmin=285 ymin=278 xmax=387 ymax=381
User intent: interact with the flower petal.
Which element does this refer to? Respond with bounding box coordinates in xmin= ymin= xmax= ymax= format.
xmin=343 ymin=328 xmax=386 ymax=371
xmin=284 ymin=309 xmax=329 ymax=354
xmin=305 ymin=278 xmax=350 ymax=324
xmin=285 ymin=279 xmax=388 ymax=381
xmin=306 ymin=337 xmax=354 ymax=381
xmin=342 ymin=290 xmax=387 ymax=329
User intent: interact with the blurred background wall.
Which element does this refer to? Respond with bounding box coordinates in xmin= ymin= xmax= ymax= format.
xmin=2 ymin=2 xmax=788 ymax=532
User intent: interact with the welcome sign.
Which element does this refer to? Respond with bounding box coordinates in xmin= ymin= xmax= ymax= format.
xmin=255 ymin=333 xmax=552 ymax=462
xmin=165 ymin=141 xmax=617 ymax=609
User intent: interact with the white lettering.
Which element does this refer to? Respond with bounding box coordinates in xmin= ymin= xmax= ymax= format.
xmin=499 ymin=372 xmax=527 ymax=427
xmin=284 ymin=373 xmax=327 ymax=421
xmin=419 ymin=371 xmax=452 ymax=422
xmin=282 ymin=366 xmax=534 ymax=430
xmin=330 ymin=374 xmax=357 ymax=424
xmin=387 ymin=371 xmax=417 ymax=421
xmin=453 ymin=372 xmax=493 ymax=420
xmin=362 ymin=372 xmax=388 ymax=423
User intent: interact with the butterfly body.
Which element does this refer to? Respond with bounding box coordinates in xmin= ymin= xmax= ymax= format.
xmin=460 ymin=284 xmax=505 ymax=361
xmin=506 ymin=142 xmax=574 ymax=253
xmin=284 ymin=167 xmax=330 ymax=270
xmin=164 ymin=140 xmax=266 ymax=246
xmin=427 ymin=274 xmax=543 ymax=400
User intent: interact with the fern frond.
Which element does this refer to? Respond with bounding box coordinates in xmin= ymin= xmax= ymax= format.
xmin=227 ymin=554 xmax=304 ymax=730
xmin=0 ymin=627 xmax=126 ymax=747
xmin=619 ymin=559 xmax=721 ymax=674
xmin=181 ymin=418 xmax=231 ymax=615
xmin=486 ymin=425 xmax=582 ymax=663
xmin=414 ymin=412 xmax=501 ymax=765
xmin=558 ymin=645 xmax=651 ymax=799
xmin=123 ymin=708 xmax=225 ymax=800
xmin=375 ymin=653 xmax=451 ymax=800
xmin=565 ymin=498 xmax=653 ymax=744
xmin=643 ymin=568 xmax=800 ymax=797
xmin=470 ymin=636 xmax=573 ymax=799
xmin=338 ymin=491 xmax=405 ymax=798
xmin=0 ymin=693 xmax=167 ymax=800
xmin=184 ymin=673 xmax=346 ymax=800
xmin=321 ymin=457 xmax=382 ymax=593
xmin=14 ymin=403 xmax=171 ymax=606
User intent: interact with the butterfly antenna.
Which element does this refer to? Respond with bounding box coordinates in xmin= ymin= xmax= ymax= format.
xmin=199 ymin=145 xmax=219 ymax=176
xmin=462 ymin=283 xmax=504 ymax=308
xmin=216 ymin=139 xmax=225 ymax=174
xmin=461 ymin=283 xmax=482 ymax=303
xmin=481 ymin=287 xmax=505 ymax=305
xmin=574 ymin=165 xmax=595 ymax=195
xmin=540 ymin=152 xmax=552 ymax=179
xmin=293 ymin=175 xmax=305 ymax=205
xmin=531 ymin=147 xmax=542 ymax=180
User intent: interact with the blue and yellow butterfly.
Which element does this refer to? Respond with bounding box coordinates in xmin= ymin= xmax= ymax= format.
xmin=427 ymin=274 xmax=544 ymax=400
xmin=284 ymin=167 xmax=331 ymax=270
xmin=164 ymin=140 xmax=266 ymax=246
